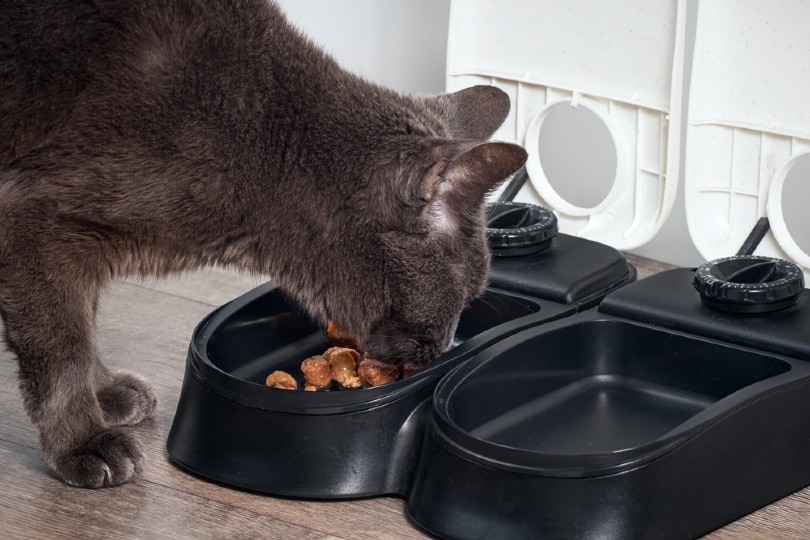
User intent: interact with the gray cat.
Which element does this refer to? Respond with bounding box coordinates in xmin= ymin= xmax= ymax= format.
xmin=0 ymin=0 xmax=527 ymax=487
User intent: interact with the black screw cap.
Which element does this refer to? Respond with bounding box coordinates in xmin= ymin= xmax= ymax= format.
xmin=693 ymin=255 xmax=804 ymax=314
xmin=485 ymin=202 xmax=558 ymax=257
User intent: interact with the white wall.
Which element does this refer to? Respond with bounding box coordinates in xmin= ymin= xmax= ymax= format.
xmin=274 ymin=0 xmax=451 ymax=95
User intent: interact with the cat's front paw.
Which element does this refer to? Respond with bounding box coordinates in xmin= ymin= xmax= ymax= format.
xmin=98 ymin=371 xmax=157 ymax=427
xmin=52 ymin=429 xmax=145 ymax=488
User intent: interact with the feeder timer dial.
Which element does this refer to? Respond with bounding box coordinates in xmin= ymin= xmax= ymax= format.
xmin=485 ymin=202 xmax=558 ymax=257
xmin=693 ymin=255 xmax=804 ymax=314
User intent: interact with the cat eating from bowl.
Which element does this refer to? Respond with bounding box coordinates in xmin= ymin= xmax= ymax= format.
xmin=0 ymin=0 xmax=527 ymax=487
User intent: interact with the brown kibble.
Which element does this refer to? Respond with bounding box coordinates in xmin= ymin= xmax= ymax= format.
xmin=358 ymin=357 xmax=400 ymax=387
xmin=326 ymin=321 xmax=359 ymax=349
xmin=289 ymin=341 xmax=419 ymax=392
xmin=402 ymin=361 xmax=425 ymax=378
xmin=301 ymin=355 xmax=332 ymax=388
xmin=265 ymin=370 xmax=298 ymax=390
xmin=324 ymin=346 xmax=362 ymax=388
xmin=338 ymin=375 xmax=362 ymax=389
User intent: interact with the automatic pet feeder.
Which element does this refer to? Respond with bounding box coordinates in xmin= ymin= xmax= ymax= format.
xmin=406 ymin=1 xmax=810 ymax=537
xmin=407 ymin=219 xmax=810 ymax=539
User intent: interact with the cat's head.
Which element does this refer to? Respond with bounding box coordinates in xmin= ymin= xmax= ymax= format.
xmin=348 ymin=86 xmax=528 ymax=367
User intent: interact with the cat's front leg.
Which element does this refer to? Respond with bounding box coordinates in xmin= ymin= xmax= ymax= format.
xmin=0 ymin=272 xmax=146 ymax=487
xmin=96 ymin=369 xmax=158 ymax=427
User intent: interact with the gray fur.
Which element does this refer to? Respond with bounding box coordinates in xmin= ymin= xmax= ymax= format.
xmin=0 ymin=0 xmax=527 ymax=487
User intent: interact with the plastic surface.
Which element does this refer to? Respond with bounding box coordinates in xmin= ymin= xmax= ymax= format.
xmin=693 ymin=256 xmax=805 ymax=313
xmin=485 ymin=201 xmax=558 ymax=257
xmin=685 ymin=0 xmax=810 ymax=281
xmin=408 ymin=268 xmax=810 ymax=539
xmin=601 ymin=268 xmax=810 ymax=360
xmin=167 ymin=284 xmax=574 ymax=497
xmin=409 ymin=377 xmax=810 ymax=540
xmin=488 ymin=231 xmax=636 ymax=308
xmin=446 ymin=0 xmax=687 ymax=249
xmin=432 ymin=313 xmax=795 ymax=477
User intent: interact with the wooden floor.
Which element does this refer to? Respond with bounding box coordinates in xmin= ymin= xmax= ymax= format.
xmin=1 ymin=255 xmax=809 ymax=539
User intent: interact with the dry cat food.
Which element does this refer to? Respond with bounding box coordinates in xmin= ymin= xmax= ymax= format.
xmin=357 ymin=357 xmax=400 ymax=387
xmin=323 ymin=346 xmax=363 ymax=388
xmin=300 ymin=354 xmax=332 ymax=390
xmin=265 ymin=322 xmax=421 ymax=391
xmin=300 ymin=346 xmax=365 ymax=390
xmin=265 ymin=370 xmax=298 ymax=390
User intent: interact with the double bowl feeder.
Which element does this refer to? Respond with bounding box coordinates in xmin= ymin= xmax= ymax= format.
xmin=167 ymin=196 xmax=809 ymax=538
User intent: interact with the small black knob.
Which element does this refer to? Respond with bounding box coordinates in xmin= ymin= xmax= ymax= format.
xmin=485 ymin=202 xmax=558 ymax=257
xmin=693 ymin=255 xmax=804 ymax=314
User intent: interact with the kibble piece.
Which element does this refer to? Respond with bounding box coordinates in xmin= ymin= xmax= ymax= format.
xmin=326 ymin=321 xmax=359 ymax=349
xmin=402 ymin=361 xmax=425 ymax=378
xmin=358 ymin=357 xmax=400 ymax=387
xmin=301 ymin=355 xmax=332 ymax=388
xmin=265 ymin=370 xmax=298 ymax=390
xmin=323 ymin=347 xmax=362 ymax=389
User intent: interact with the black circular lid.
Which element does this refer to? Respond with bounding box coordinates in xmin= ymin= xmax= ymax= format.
xmin=693 ymin=255 xmax=805 ymax=314
xmin=485 ymin=202 xmax=558 ymax=257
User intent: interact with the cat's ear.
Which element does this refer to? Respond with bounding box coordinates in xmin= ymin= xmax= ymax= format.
xmin=432 ymin=86 xmax=511 ymax=140
xmin=420 ymin=142 xmax=527 ymax=223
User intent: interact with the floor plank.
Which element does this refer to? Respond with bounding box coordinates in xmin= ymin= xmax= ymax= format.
xmin=2 ymin=260 xmax=810 ymax=538
xmin=0 ymin=443 xmax=328 ymax=540
xmin=0 ymin=277 xmax=427 ymax=540
xmin=125 ymin=267 xmax=264 ymax=307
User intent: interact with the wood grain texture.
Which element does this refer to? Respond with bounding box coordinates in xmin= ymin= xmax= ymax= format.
xmin=1 ymin=263 xmax=809 ymax=539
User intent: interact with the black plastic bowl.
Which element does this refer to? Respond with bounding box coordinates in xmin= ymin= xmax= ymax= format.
xmin=166 ymin=283 xmax=574 ymax=497
xmin=432 ymin=317 xmax=792 ymax=476
xmin=408 ymin=269 xmax=810 ymax=539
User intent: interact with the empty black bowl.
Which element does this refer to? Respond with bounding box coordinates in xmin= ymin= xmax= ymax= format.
xmin=408 ymin=268 xmax=810 ymax=539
